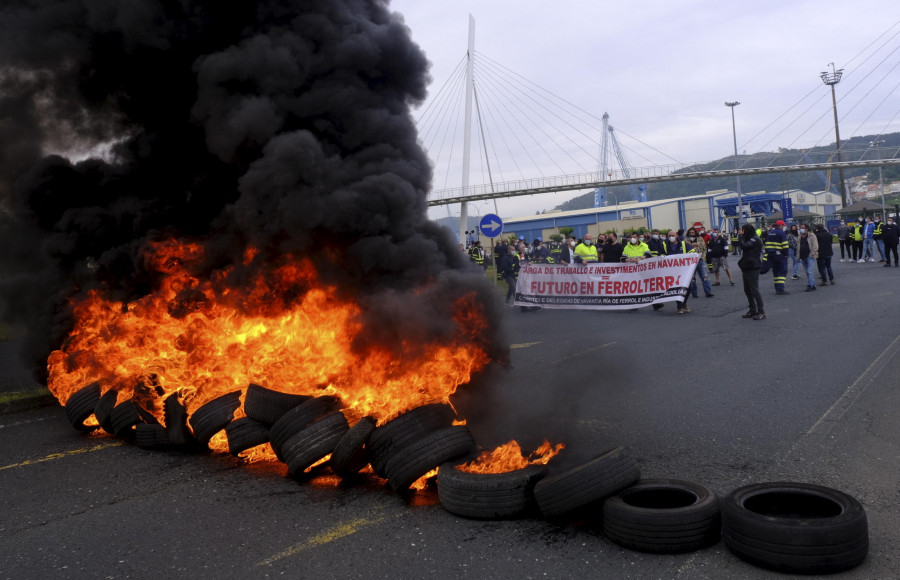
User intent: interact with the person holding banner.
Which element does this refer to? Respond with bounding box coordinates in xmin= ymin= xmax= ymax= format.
xmin=573 ymin=234 xmax=599 ymax=264
xmin=558 ymin=235 xmax=577 ymax=265
xmin=621 ymin=234 xmax=652 ymax=262
xmin=665 ymin=230 xmax=694 ymax=314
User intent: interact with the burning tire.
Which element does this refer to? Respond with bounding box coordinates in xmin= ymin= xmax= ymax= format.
xmin=282 ymin=412 xmax=350 ymax=477
xmin=602 ymin=478 xmax=721 ymax=553
xmin=534 ymin=446 xmax=640 ymax=518
xmin=722 ymin=482 xmax=868 ymax=574
xmin=164 ymin=393 xmax=194 ymax=447
xmin=330 ymin=416 xmax=376 ymax=478
xmin=244 ymin=383 xmax=311 ymax=425
xmin=188 ymin=391 xmax=242 ymax=445
xmin=368 ymin=403 xmax=456 ymax=477
xmin=269 ymin=396 xmax=342 ymax=461
xmin=225 ymin=417 xmax=271 ymax=456
xmin=64 ymin=382 xmax=101 ymax=432
xmin=437 ymin=463 xmax=547 ymax=519
xmin=384 ymin=426 xmax=476 ymax=492
xmin=110 ymin=400 xmax=143 ymax=438
xmin=93 ymin=389 xmax=119 ymax=434
xmin=135 ymin=423 xmax=172 ymax=449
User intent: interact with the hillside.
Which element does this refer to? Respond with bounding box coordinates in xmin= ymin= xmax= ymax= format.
xmin=555 ymin=132 xmax=900 ymax=212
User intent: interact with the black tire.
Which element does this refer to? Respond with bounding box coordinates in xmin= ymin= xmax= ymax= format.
xmin=93 ymin=389 xmax=119 ymax=434
xmin=602 ymin=478 xmax=721 ymax=553
xmin=164 ymin=393 xmax=200 ymax=448
xmin=282 ymin=412 xmax=350 ymax=476
xmin=225 ymin=417 xmax=271 ymax=456
xmin=110 ymin=401 xmax=142 ymax=439
xmin=268 ymin=396 xmax=341 ymax=461
xmin=437 ymin=463 xmax=547 ymax=519
xmin=64 ymin=382 xmax=101 ymax=432
xmin=244 ymin=383 xmax=311 ymax=425
xmin=330 ymin=416 xmax=376 ymax=478
xmin=188 ymin=391 xmax=241 ymax=445
xmin=135 ymin=424 xmax=172 ymax=449
xmin=368 ymin=403 xmax=456 ymax=477
xmin=384 ymin=426 xmax=476 ymax=492
xmin=534 ymin=446 xmax=640 ymax=517
xmin=722 ymin=481 xmax=868 ymax=575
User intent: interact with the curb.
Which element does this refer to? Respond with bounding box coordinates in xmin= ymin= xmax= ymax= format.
xmin=0 ymin=389 xmax=59 ymax=415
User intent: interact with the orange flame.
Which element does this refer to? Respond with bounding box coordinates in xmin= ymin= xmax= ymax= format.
xmin=48 ymin=239 xmax=492 ymax=457
xmin=456 ymin=440 xmax=565 ymax=474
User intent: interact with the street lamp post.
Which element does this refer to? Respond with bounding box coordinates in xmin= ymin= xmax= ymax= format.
xmin=870 ymin=139 xmax=886 ymax=219
xmin=725 ymin=101 xmax=744 ymax=226
xmin=820 ymin=63 xmax=847 ymax=207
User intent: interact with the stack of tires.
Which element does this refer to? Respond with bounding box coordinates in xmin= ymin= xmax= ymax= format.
xmin=61 ymin=383 xmax=869 ymax=574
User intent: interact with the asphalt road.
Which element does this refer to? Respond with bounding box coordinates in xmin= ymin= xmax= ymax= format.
xmin=1 ymin=256 xmax=899 ymax=579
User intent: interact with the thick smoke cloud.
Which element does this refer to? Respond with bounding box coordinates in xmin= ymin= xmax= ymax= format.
xmin=0 ymin=0 xmax=506 ymax=380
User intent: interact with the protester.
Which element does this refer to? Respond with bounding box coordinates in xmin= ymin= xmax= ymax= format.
xmin=707 ymin=228 xmax=735 ymax=286
xmin=738 ymin=223 xmax=765 ymax=320
xmin=621 ymin=234 xmax=651 ymax=262
xmin=787 ymin=224 xmax=802 ymax=280
xmin=861 ymin=217 xmax=876 ymax=262
xmin=499 ymin=242 xmax=519 ymax=305
xmin=814 ymin=223 xmax=835 ymax=285
xmin=558 ymin=235 xmax=577 ymax=265
xmin=883 ymin=217 xmax=900 ymax=267
xmin=601 ymin=233 xmax=623 ymax=263
xmin=850 ymin=218 xmax=864 ymax=262
xmin=664 ymin=230 xmax=693 ymax=314
xmin=797 ymin=223 xmax=818 ymax=291
xmin=685 ymin=227 xmax=713 ymax=298
xmin=763 ymin=219 xmax=790 ymax=294
xmin=837 ymin=219 xmax=851 ymax=262
xmin=647 ymin=229 xmax=667 ymax=257
xmin=574 ymin=234 xmax=599 ymax=264
xmin=873 ymin=217 xmax=886 ymax=263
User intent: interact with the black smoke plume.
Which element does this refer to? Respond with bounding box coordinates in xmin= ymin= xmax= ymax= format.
xmin=0 ymin=0 xmax=506 ymax=382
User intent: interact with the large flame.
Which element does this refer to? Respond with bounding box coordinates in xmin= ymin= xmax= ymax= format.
xmin=47 ymin=239 xmax=492 ymax=455
xmin=456 ymin=440 xmax=565 ymax=474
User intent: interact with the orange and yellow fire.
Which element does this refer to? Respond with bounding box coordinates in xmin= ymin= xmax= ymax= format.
xmin=47 ymin=239 xmax=492 ymax=456
xmin=456 ymin=440 xmax=565 ymax=474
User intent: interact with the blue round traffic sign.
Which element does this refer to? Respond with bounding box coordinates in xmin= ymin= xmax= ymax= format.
xmin=479 ymin=213 xmax=503 ymax=238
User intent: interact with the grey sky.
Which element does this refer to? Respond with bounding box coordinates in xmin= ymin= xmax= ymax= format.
xmin=390 ymin=0 xmax=900 ymax=221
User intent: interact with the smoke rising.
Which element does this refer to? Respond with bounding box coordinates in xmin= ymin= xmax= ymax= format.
xmin=0 ymin=0 xmax=506 ymax=381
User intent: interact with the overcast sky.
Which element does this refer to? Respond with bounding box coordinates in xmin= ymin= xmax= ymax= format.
xmin=389 ymin=0 xmax=900 ymax=222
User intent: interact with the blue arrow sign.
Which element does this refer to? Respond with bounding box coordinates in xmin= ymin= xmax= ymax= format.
xmin=479 ymin=214 xmax=504 ymax=238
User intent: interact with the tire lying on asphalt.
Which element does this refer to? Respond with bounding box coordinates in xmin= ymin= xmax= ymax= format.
xmin=282 ymin=412 xmax=350 ymax=477
xmin=269 ymin=396 xmax=342 ymax=462
xmin=722 ymin=481 xmax=868 ymax=575
xmin=110 ymin=400 xmax=142 ymax=438
xmin=188 ymin=391 xmax=241 ymax=445
xmin=164 ymin=393 xmax=194 ymax=447
xmin=367 ymin=403 xmax=456 ymax=478
xmin=330 ymin=416 xmax=376 ymax=478
xmin=534 ymin=446 xmax=640 ymax=518
xmin=602 ymin=478 xmax=721 ymax=553
xmin=92 ymin=389 xmax=119 ymax=434
xmin=384 ymin=426 xmax=476 ymax=492
xmin=243 ymin=383 xmax=311 ymax=425
xmin=64 ymin=382 xmax=101 ymax=432
xmin=225 ymin=417 xmax=271 ymax=456
xmin=135 ymin=424 xmax=172 ymax=449
xmin=437 ymin=463 xmax=547 ymax=519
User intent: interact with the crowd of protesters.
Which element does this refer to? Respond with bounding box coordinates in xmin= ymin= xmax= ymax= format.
xmin=467 ymin=215 xmax=897 ymax=319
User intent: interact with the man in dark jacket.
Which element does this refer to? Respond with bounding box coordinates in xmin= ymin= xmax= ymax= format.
xmin=664 ymin=230 xmax=693 ymax=315
xmin=883 ymin=217 xmax=900 ymax=267
xmin=499 ymin=243 xmax=519 ymax=305
xmin=814 ymin=224 xmax=835 ymax=285
xmin=738 ymin=224 xmax=765 ymax=320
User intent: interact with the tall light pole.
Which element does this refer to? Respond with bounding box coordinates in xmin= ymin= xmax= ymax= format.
xmin=870 ymin=139 xmax=886 ymax=218
xmin=820 ymin=63 xmax=847 ymax=207
xmin=725 ymin=101 xmax=744 ymax=226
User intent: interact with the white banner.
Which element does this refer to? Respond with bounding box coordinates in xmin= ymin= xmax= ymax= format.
xmin=514 ymin=254 xmax=699 ymax=310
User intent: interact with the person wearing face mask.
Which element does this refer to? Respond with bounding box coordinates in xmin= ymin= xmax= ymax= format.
xmin=685 ymin=227 xmax=714 ymax=298
xmin=882 ymin=218 xmax=899 ymax=267
xmin=850 ymin=218 xmax=864 ymax=262
xmin=762 ymin=220 xmax=790 ymax=294
xmin=621 ymin=233 xmax=651 ymax=263
xmin=601 ymin=233 xmax=623 ymax=263
xmin=873 ymin=217 xmax=886 ymax=263
xmin=797 ymin=223 xmax=818 ymax=291
xmin=861 ymin=217 xmax=876 ymax=263
xmin=647 ymin=229 xmax=667 ymax=257
xmin=573 ymin=234 xmax=599 ymax=265
xmin=814 ymin=223 xmax=835 ymax=285
xmin=707 ymin=228 xmax=735 ymax=286
xmin=837 ymin=219 xmax=851 ymax=262
xmin=664 ymin=230 xmax=693 ymax=314
xmin=558 ymin=235 xmax=578 ymax=266
xmin=787 ymin=224 xmax=802 ymax=280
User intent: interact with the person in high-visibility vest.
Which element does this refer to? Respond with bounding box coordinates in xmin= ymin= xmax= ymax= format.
xmin=850 ymin=218 xmax=864 ymax=262
xmin=873 ymin=217 xmax=886 ymax=262
xmin=621 ymin=234 xmax=651 ymax=262
xmin=573 ymin=234 xmax=599 ymax=264
xmin=663 ymin=230 xmax=695 ymax=314
xmin=762 ymin=219 xmax=790 ymax=294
